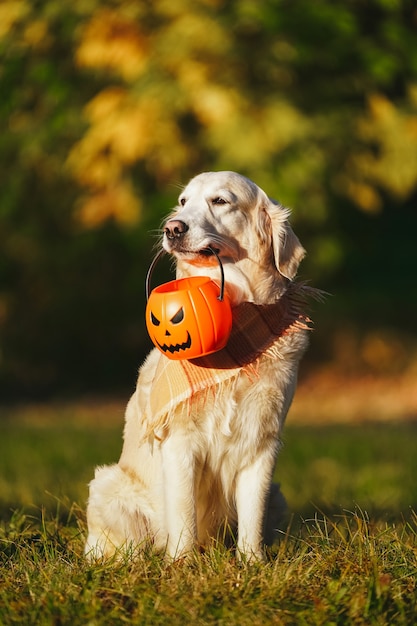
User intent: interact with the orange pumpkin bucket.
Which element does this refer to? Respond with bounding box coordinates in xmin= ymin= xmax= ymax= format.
xmin=145 ymin=249 xmax=232 ymax=360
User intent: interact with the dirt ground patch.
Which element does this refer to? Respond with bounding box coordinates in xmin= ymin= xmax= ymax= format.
xmin=2 ymin=372 xmax=416 ymax=428
xmin=290 ymin=371 xmax=417 ymax=425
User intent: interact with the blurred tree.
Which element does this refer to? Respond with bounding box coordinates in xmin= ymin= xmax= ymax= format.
xmin=0 ymin=0 xmax=155 ymax=398
xmin=0 ymin=0 xmax=416 ymax=398
xmin=67 ymin=0 xmax=417 ymax=272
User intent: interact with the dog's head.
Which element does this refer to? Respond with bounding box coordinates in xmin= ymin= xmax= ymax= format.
xmin=162 ymin=171 xmax=305 ymax=304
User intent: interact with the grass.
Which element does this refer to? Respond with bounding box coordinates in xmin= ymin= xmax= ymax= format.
xmin=1 ymin=401 xmax=417 ymax=624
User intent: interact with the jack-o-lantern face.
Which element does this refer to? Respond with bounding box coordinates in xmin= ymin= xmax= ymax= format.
xmin=149 ymin=305 xmax=192 ymax=355
xmin=146 ymin=276 xmax=232 ymax=360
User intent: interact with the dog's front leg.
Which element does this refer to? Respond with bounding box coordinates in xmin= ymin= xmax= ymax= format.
xmin=161 ymin=433 xmax=197 ymax=560
xmin=235 ymin=446 xmax=277 ymax=562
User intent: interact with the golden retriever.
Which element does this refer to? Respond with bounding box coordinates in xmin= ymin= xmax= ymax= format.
xmin=85 ymin=171 xmax=310 ymax=562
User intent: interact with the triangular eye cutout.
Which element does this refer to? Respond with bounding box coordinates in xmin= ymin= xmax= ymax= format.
xmin=151 ymin=312 xmax=160 ymax=326
xmin=170 ymin=307 xmax=184 ymax=324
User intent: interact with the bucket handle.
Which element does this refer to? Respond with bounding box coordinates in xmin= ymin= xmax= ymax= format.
xmin=145 ymin=247 xmax=226 ymax=302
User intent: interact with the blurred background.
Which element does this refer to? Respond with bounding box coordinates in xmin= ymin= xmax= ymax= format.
xmin=1 ymin=0 xmax=416 ymax=414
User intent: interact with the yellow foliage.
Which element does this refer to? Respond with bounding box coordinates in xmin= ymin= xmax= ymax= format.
xmin=69 ymin=0 xmax=307 ymax=225
xmin=76 ymin=182 xmax=141 ymax=229
xmin=262 ymin=101 xmax=309 ymax=152
xmin=155 ymin=0 xmax=224 ymax=17
xmin=367 ymin=92 xmax=396 ymax=122
xmin=343 ymin=180 xmax=382 ymax=214
xmin=84 ymin=87 xmax=128 ymax=122
xmin=156 ymin=11 xmax=229 ymax=61
xmin=201 ymin=100 xmax=308 ymax=169
xmin=353 ymin=91 xmax=417 ymax=200
xmin=69 ymin=147 xmax=121 ymax=189
xmin=0 ymin=0 xmax=30 ymax=40
xmin=190 ymin=84 xmax=242 ymax=126
xmin=337 ymin=90 xmax=417 ymax=209
xmin=67 ymin=81 xmax=191 ymax=225
xmin=408 ymin=82 xmax=417 ymax=107
xmin=68 ymin=3 xmax=417 ymax=227
xmin=23 ymin=19 xmax=50 ymax=48
xmin=68 ymin=91 xmax=155 ymax=189
xmin=75 ymin=9 xmax=148 ymax=81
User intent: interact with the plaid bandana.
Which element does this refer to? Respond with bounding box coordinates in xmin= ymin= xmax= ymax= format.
xmin=144 ymin=283 xmax=314 ymax=438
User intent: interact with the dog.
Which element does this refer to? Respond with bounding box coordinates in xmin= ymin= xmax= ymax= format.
xmin=85 ymin=171 xmax=311 ymax=562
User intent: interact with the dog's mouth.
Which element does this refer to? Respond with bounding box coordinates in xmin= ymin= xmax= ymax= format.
xmin=183 ymin=247 xmax=222 ymax=265
xmin=198 ymin=247 xmax=220 ymax=257
xmin=167 ymin=245 xmax=221 ymax=262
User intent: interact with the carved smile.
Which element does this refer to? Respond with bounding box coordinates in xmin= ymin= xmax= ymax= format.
xmin=157 ymin=332 xmax=192 ymax=354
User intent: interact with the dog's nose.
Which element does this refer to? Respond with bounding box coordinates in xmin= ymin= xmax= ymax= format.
xmin=164 ymin=220 xmax=189 ymax=240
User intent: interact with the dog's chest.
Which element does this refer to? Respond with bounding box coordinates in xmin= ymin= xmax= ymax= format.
xmin=190 ymin=382 xmax=278 ymax=474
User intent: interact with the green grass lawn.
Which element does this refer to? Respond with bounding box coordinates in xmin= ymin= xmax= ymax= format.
xmin=0 ymin=403 xmax=416 ymax=624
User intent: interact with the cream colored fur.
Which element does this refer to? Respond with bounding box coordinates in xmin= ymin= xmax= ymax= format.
xmin=85 ymin=171 xmax=309 ymax=562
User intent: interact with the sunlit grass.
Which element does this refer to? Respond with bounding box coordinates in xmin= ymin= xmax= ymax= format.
xmin=278 ymin=422 xmax=417 ymax=519
xmin=0 ymin=402 xmax=416 ymax=624
xmin=2 ymin=402 xmax=416 ymax=520
xmin=1 ymin=505 xmax=416 ymax=625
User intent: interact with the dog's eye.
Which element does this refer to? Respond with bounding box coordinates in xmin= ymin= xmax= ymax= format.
xmin=170 ymin=307 xmax=184 ymax=324
xmin=179 ymin=197 xmax=186 ymax=206
xmin=212 ymin=197 xmax=227 ymax=205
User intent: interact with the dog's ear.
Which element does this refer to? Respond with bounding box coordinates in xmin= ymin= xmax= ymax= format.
xmin=262 ymin=198 xmax=306 ymax=280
